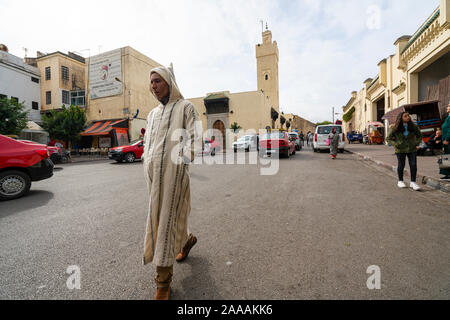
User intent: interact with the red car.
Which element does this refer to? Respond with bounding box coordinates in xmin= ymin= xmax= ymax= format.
xmin=108 ymin=140 xmax=144 ymax=163
xmin=19 ymin=140 xmax=63 ymax=164
xmin=259 ymin=132 xmax=296 ymax=158
xmin=0 ymin=135 xmax=54 ymax=201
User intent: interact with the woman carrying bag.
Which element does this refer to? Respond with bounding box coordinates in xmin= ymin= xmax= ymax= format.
xmin=386 ymin=112 xmax=423 ymax=191
xmin=440 ymin=103 xmax=450 ymax=180
xmin=328 ymin=127 xmax=340 ymax=160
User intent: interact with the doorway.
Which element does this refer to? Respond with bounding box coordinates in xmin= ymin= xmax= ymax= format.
xmin=376 ymin=98 xmax=385 ymax=123
xmin=213 ymin=120 xmax=226 ymax=150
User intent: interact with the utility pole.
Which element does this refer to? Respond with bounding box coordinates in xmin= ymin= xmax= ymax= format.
xmin=332 ymin=107 xmax=340 ymax=124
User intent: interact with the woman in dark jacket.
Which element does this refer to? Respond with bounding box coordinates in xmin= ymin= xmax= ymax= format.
xmin=440 ymin=103 xmax=450 ymax=180
xmin=386 ymin=112 xmax=423 ymax=191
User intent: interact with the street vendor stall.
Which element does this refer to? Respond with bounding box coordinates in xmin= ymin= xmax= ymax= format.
xmin=366 ymin=122 xmax=385 ymax=145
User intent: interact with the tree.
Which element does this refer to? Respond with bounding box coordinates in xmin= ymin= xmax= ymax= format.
xmin=0 ymin=97 xmax=29 ymax=135
xmin=316 ymin=121 xmax=333 ymax=126
xmin=230 ymin=122 xmax=242 ymax=133
xmin=41 ymin=105 xmax=86 ymax=148
xmin=343 ymin=107 xmax=356 ymax=122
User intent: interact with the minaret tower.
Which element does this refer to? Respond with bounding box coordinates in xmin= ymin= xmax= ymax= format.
xmin=256 ymin=26 xmax=279 ymax=113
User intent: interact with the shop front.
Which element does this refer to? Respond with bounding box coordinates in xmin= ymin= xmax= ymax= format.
xmin=79 ymin=119 xmax=129 ymax=150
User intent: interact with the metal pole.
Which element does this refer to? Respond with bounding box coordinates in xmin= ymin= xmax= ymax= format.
xmin=333 ymin=107 xmax=335 ymax=123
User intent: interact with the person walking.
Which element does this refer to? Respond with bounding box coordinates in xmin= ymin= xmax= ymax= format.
xmin=142 ymin=65 xmax=203 ymax=300
xmin=386 ymin=112 xmax=423 ymax=191
xmin=299 ymin=131 xmax=305 ymax=146
xmin=440 ymin=103 xmax=450 ymax=180
xmin=328 ymin=127 xmax=339 ymax=160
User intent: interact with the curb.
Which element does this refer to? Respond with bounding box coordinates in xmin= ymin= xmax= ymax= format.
xmin=346 ymin=150 xmax=450 ymax=193
xmin=62 ymin=157 xmax=110 ymax=164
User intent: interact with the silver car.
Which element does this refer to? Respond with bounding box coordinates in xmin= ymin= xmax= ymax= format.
xmin=313 ymin=125 xmax=345 ymax=153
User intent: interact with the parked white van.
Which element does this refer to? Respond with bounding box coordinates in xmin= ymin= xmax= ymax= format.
xmin=313 ymin=125 xmax=345 ymax=153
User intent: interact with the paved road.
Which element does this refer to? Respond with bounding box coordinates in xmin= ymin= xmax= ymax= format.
xmin=0 ymin=148 xmax=449 ymax=300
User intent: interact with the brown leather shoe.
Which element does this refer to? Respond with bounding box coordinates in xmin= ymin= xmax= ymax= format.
xmin=176 ymin=234 xmax=197 ymax=263
xmin=154 ymin=286 xmax=170 ymax=300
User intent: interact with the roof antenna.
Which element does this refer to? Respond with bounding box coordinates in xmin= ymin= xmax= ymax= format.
xmin=22 ymin=47 xmax=28 ymax=58
xmin=266 ymin=22 xmax=268 ymax=30
xmin=260 ymin=20 xmax=264 ymax=33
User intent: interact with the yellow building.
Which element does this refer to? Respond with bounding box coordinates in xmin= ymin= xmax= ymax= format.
xmin=81 ymin=47 xmax=162 ymax=148
xmin=80 ymin=29 xmax=298 ymax=149
xmin=284 ymin=114 xmax=316 ymax=134
xmin=35 ymin=51 xmax=86 ymax=112
xmin=187 ymin=28 xmax=283 ymax=149
xmin=343 ymin=0 xmax=450 ymax=135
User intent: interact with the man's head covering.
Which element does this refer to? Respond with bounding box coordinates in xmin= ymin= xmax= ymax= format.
xmin=150 ymin=65 xmax=184 ymax=104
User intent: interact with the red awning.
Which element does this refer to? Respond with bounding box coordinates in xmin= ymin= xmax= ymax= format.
xmin=81 ymin=119 xmax=128 ymax=136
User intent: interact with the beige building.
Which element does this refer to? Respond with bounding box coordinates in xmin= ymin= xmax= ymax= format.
xmin=189 ymin=90 xmax=272 ymax=147
xmin=343 ymin=0 xmax=450 ymax=136
xmin=80 ymin=30 xmax=280 ymax=149
xmin=34 ymin=51 xmax=86 ymax=112
xmin=80 ymin=47 xmax=162 ymax=148
xmin=186 ymin=28 xmax=282 ymax=149
xmin=80 ymin=28 xmax=311 ymax=149
xmin=256 ymin=29 xmax=280 ymax=113
xmin=284 ymin=114 xmax=316 ymax=134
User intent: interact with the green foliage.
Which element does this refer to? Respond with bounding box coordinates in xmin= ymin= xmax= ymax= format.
xmin=41 ymin=105 xmax=86 ymax=147
xmin=230 ymin=122 xmax=242 ymax=133
xmin=0 ymin=97 xmax=29 ymax=135
xmin=316 ymin=121 xmax=333 ymax=126
xmin=343 ymin=107 xmax=356 ymax=123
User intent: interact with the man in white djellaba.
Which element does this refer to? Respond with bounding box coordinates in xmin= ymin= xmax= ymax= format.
xmin=142 ymin=65 xmax=203 ymax=300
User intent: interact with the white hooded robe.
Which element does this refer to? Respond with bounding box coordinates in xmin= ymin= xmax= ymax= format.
xmin=142 ymin=66 xmax=202 ymax=267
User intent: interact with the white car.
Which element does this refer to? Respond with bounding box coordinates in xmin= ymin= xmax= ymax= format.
xmin=313 ymin=125 xmax=345 ymax=153
xmin=233 ymin=135 xmax=258 ymax=152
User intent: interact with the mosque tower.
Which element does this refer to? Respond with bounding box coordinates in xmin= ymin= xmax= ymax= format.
xmin=256 ymin=26 xmax=280 ymax=114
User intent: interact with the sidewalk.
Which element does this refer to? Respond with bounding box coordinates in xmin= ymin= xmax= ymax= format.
xmin=65 ymin=155 xmax=109 ymax=164
xmin=346 ymin=143 xmax=450 ymax=193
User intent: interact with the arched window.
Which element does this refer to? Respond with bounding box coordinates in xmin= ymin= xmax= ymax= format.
xmin=265 ymin=74 xmax=269 ymax=81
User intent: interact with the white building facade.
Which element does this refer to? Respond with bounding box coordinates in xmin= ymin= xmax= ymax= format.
xmin=0 ymin=50 xmax=42 ymax=124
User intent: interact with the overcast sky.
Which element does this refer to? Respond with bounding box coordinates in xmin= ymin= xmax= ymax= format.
xmin=0 ymin=0 xmax=438 ymax=122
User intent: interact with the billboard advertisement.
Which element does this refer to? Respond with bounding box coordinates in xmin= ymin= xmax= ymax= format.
xmin=89 ymin=49 xmax=123 ymax=99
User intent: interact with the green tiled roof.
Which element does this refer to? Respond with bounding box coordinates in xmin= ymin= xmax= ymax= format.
xmin=204 ymin=93 xmax=228 ymax=101
xmin=401 ymin=9 xmax=440 ymax=55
